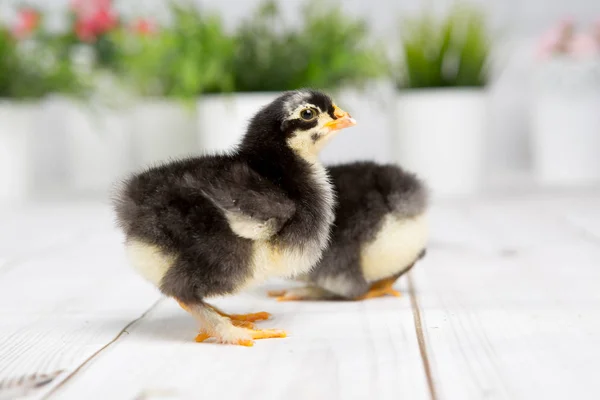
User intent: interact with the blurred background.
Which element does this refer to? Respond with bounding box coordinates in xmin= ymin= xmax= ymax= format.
xmin=1 ymin=0 xmax=599 ymax=205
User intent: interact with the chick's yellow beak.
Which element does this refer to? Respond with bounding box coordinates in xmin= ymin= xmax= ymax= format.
xmin=324 ymin=105 xmax=357 ymax=132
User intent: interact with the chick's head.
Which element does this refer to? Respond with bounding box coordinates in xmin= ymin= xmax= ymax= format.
xmin=242 ymin=89 xmax=356 ymax=161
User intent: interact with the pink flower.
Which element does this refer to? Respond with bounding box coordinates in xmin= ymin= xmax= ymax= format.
xmin=12 ymin=8 xmax=41 ymax=39
xmin=536 ymin=18 xmax=574 ymax=59
xmin=568 ymin=33 xmax=600 ymax=58
xmin=131 ymin=19 xmax=157 ymax=36
xmin=594 ymin=19 xmax=600 ymax=44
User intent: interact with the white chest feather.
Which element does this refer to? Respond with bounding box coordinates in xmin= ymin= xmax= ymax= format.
xmin=360 ymin=213 xmax=428 ymax=282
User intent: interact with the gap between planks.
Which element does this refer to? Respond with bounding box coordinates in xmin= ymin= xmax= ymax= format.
xmin=408 ymin=272 xmax=438 ymax=400
xmin=43 ymin=278 xmax=439 ymax=400
xmin=42 ymin=299 xmax=164 ymax=400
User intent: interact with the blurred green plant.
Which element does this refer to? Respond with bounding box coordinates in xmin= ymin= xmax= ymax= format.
xmin=296 ymin=0 xmax=387 ymax=89
xmin=232 ymin=0 xmax=386 ymax=92
xmin=116 ymin=1 xmax=235 ymax=99
xmin=0 ymin=28 xmax=18 ymax=97
xmin=2 ymin=0 xmax=386 ymax=99
xmin=232 ymin=0 xmax=299 ymax=92
xmin=397 ymin=3 xmax=490 ymax=89
xmin=0 ymin=16 xmax=84 ymax=99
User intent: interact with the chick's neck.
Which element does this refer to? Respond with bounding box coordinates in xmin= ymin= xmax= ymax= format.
xmin=236 ymin=139 xmax=321 ymax=201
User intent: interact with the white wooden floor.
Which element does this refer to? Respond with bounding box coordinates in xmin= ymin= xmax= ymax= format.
xmin=2 ymin=193 xmax=600 ymax=400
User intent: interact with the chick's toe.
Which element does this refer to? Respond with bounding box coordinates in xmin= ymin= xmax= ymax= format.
xmin=249 ymin=328 xmax=287 ymax=340
xmin=228 ymin=311 xmax=271 ymax=322
xmin=356 ymin=277 xmax=402 ymax=300
xmin=194 ymin=328 xmax=286 ymax=346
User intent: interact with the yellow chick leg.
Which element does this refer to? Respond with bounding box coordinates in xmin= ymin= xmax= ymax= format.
xmin=178 ymin=300 xmax=270 ymax=325
xmin=356 ymin=276 xmax=402 ymax=300
xmin=178 ymin=300 xmax=285 ymax=345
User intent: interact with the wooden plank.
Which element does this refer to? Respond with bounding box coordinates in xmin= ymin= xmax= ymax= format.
xmin=563 ymin=198 xmax=600 ymax=241
xmin=0 ymin=203 xmax=114 ymax=270
xmin=0 ymin=206 xmax=160 ymax=400
xmin=48 ymin=284 xmax=431 ymax=400
xmin=5 ymin=196 xmax=599 ymax=399
xmin=412 ymin=198 xmax=600 ymax=399
xmin=427 ymin=195 xmax=588 ymax=257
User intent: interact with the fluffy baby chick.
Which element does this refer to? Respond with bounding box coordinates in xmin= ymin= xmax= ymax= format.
xmin=113 ymin=90 xmax=356 ymax=345
xmin=269 ymin=161 xmax=428 ymax=301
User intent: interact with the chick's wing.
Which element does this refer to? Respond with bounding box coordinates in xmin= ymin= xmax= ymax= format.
xmin=199 ymin=163 xmax=296 ymax=239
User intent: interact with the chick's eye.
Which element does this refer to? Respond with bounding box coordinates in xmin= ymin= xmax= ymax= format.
xmin=300 ymin=108 xmax=318 ymax=121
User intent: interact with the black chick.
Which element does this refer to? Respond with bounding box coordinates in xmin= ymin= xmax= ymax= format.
xmin=268 ymin=161 xmax=428 ymax=301
xmin=113 ymin=90 xmax=356 ymax=345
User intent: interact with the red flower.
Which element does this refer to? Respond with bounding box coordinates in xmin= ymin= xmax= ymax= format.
xmin=132 ymin=19 xmax=157 ymax=36
xmin=71 ymin=0 xmax=118 ymax=42
xmin=12 ymin=8 xmax=41 ymax=39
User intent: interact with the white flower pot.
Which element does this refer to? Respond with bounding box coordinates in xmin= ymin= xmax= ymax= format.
xmin=197 ymin=93 xmax=279 ymax=153
xmin=531 ymin=58 xmax=600 ymax=186
xmin=0 ymin=101 xmax=38 ymax=205
xmin=57 ymin=99 xmax=133 ymax=196
xmin=130 ymin=100 xmax=198 ymax=169
xmin=394 ymin=89 xmax=487 ymax=198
